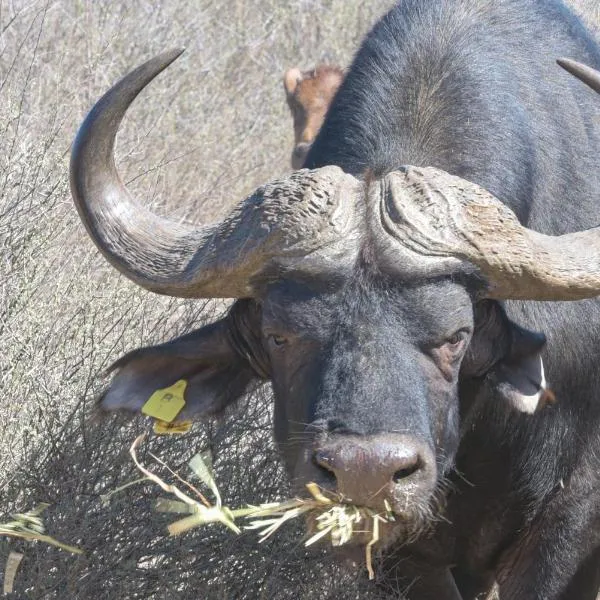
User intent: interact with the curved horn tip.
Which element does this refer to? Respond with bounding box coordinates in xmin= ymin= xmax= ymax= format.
xmin=154 ymin=47 xmax=186 ymax=68
xmin=557 ymin=57 xmax=583 ymax=75
xmin=557 ymin=57 xmax=600 ymax=95
xmin=71 ymin=46 xmax=186 ymax=149
xmin=71 ymin=46 xmax=186 ymax=168
xmin=557 ymin=57 xmax=574 ymax=68
xmin=125 ymin=47 xmax=187 ymax=86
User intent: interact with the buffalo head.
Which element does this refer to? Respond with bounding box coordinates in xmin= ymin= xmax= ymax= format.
xmin=70 ymin=50 xmax=600 ymax=546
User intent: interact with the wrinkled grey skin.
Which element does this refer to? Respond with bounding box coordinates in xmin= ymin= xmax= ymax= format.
xmin=71 ymin=1 xmax=600 ymax=599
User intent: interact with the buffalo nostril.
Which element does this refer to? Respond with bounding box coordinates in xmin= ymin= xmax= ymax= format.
xmin=311 ymin=450 xmax=337 ymax=487
xmin=392 ymin=458 xmax=422 ymax=483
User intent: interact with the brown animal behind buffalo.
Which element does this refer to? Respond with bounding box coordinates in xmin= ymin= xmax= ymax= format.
xmin=283 ymin=64 xmax=343 ymax=169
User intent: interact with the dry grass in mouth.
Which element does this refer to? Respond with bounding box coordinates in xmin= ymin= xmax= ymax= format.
xmin=123 ymin=434 xmax=395 ymax=580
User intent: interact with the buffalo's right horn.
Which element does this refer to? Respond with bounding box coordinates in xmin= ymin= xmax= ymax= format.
xmin=557 ymin=57 xmax=600 ymax=94
xmin=70 ymin=50 xmax=358 ymax=299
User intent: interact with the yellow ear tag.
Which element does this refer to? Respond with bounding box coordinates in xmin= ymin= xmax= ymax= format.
xmin=142 ymin=379 xmax=187 ymax=423
xmin=153 ymin=419 xmax=192 ymax=435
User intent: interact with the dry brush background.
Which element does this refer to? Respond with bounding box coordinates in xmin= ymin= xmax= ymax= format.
xmin=0 ymin=1 xmax=598 ymax=598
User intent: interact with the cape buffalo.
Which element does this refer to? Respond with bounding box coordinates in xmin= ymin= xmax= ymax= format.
xmin=70 ymin=0 xmax=600 ymax=598
xmin=283 ymin=64 xmax=344 ymax=169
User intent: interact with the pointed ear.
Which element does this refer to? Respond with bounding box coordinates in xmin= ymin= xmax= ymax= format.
xmin=98 ymin=300 xmax=269 ymax=421
xmin=283 ymin=67 xmax=303 ymax=96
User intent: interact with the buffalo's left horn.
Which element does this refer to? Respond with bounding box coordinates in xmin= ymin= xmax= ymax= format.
xmin=70 ymin=50 xmax=357 ymax=298
xmin=380 ymin=166 xmax=600 ymax=301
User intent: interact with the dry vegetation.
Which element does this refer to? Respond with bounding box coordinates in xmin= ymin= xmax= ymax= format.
xmin=0 ymin=1 xmax=598 ymax=598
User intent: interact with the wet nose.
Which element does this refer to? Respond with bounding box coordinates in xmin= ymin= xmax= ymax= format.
xmin=291 ymin=142 xmax=311 ymax=169
xmin=312 ymin=434 xmax=436 ymax=508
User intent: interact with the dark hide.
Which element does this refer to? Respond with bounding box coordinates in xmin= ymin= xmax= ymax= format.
xmin=300 ymin=0 xmax=600 ymax=598
xmin=462 ymin=301 xmax=553 ymax=416
xmin=99 ymin=1 xmax=600 ymax=598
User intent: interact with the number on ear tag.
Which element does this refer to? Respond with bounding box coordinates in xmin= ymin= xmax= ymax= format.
xmin=153 ymin=419 xmax=192 ymax=435
xmin=142 ymin=380 xmax=187 ymax=422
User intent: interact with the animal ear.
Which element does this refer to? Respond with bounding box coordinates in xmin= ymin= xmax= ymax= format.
xmin=98 ymin=300 xmax=269 ymax=421
xmin=283 ymin=67 xmax=303 ymax=95
xmin=486 ymin=321 xmax=555 ymax=414
xmin=462 ymin=301 xmax=554 ymax=414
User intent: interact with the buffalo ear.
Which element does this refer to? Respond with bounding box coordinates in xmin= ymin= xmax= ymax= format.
xmin=98 ymin=300 xmax=268 ymax=421
xmin=486 ymin=321 xmax=554 ymax=414
xmin=463 ymin=301 xmax=554 ymax=414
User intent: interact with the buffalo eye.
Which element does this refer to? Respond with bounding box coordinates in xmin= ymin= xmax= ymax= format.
xmin=267 ymin=333 xmax=288 ymax=348
xmin=444 ymin=331 xmax=467 ymax=353
xmin=430 ymin=330 xmax=470 ymax=380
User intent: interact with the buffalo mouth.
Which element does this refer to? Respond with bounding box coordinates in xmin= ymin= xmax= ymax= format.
xmin=297 ymin=488 xmax=439 ymax=580
xmin=290 ymin=434 xmax=443 ymax=550
xmin=299 ymin=483 xmax=437 ymax=552
xmin=304 ymin=506 xmax=433 ymax=551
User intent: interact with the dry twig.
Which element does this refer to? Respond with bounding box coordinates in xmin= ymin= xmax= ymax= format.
xmin=125 ymin=435 xmax=394 ymax=579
